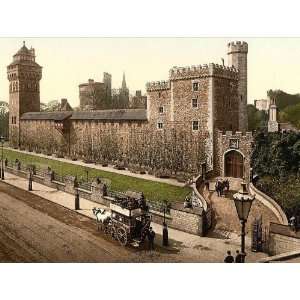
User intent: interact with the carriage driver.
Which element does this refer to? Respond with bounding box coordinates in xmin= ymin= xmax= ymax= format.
xmin=148 ymin=227 xmax=156 ymax=250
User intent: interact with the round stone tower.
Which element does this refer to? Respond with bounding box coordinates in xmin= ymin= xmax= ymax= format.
xmin=227 ymin=41 xmax=248 ymax=131
xmin=7 ymin=42 xmax=42 ymax=147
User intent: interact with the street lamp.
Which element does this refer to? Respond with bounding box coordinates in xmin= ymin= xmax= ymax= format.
xmin=75 ymin=188 xmax=80 ymax=210
xmin=233 ymin=181 xmax=255 ymax=262
xmin=0 ymin=136 xmax=5 ymax=180
xmin=162 ymin=200 xmax=169 ymax=247
xmin=28 ymin=169 xmax=33 ymax=191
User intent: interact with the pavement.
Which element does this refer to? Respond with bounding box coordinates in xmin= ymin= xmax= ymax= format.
xmin=4 ymin=147 xmax=185 ymax=187
xmin=3 ymin=171 xmax=268 ymax=262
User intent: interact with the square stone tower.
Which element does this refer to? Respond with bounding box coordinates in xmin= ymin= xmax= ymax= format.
xmin=227 ymin=41 xmax=248 ymax=132
xmin=7 ymin=42 xmax=42 ymax=147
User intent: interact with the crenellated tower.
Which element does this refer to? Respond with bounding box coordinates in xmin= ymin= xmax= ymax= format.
xmin=227 ymin=41 xmax=248 ymax=131
xmin=7 ymin=41 xmax=42 ymax=147
xmin=103 ymin=72 xmax=112 ymax=101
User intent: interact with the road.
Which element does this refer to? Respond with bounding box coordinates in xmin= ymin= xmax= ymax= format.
xmin=0 ymin=182 xmax=189 ymax=262
xmin=0 ymin=182 xmax=138 ymax=262
xmin=0 ymin=182 xmax=268 ymax=263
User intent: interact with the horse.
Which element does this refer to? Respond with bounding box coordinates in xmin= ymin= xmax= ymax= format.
xmin=92 ymin=207 xmax=112 ymax=231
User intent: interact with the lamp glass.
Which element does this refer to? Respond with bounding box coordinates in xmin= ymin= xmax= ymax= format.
xmin=234 ymin=198 xmax=253 ymax=221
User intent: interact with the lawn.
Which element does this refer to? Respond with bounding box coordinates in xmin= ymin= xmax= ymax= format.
xmin=3 ymin=148 xmax=191 ymax=203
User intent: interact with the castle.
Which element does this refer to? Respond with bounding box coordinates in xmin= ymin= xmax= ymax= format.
xmin=79 ymin=72 xmax=132 ymax=110
xmin=8 ymin=40 xmax=252 ymax=181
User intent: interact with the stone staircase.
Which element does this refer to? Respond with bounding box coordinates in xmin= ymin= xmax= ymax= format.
xmin=207 ymin=177 xmax=247 ymax=233
xmin=204 ymin=177 xmax=279 ymax=235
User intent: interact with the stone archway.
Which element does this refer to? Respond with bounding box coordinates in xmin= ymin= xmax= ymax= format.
xmin=224 ymin=150 xmax=244 ymax=178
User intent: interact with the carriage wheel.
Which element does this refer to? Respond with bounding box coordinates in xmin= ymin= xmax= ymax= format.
xmin=117 ymin=227 xmax=128 ymax=246
xmin=110 ymin=226 xmax=117 ymax=239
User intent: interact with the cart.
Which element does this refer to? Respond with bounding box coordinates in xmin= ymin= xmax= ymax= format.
xmin=99 ymin=191 xmax=151 ymax=247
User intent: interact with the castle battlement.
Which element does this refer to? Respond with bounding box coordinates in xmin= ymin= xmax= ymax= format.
xmin=227 ymin=41 xmax=248 ymax=54
xmin=218 ymin=130 xmax=252 ymax=138
xmin=146 ymin=80 xmax=170 ymax=91
xmin=169 ymin=63 xmax=238 ymax=81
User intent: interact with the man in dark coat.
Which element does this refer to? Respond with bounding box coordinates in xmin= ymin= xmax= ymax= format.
xmin=215 ymin=180 xmax=221 ymax=197
xmin=148 ymin=227 xmax=155 ymax=251
xmin=224 ymin=250 xmax=234 ymax=263
xmin=235 ymin=250 xmax=243 ymax=263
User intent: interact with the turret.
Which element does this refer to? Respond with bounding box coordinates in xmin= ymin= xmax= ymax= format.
xmin=7 ymin=41 xmax=42 ymax=147
xmin=268 ymin=97 xmax=279 ymax=132
xmin=227 ymin=41 xmax=248 ymax=131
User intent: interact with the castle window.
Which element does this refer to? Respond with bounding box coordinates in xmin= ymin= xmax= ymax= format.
xmin=159 ymin=106 xmax=164 ymax=114
xmin=192 ymin=121 xmax=199 ymax=131
xmin=192 ymin=98 xmax=198 ymax=108
xmin=193 ymin=82 xmax=199 ymax=91
xmin=157 ymin=122 xmax=163 ymax=129
xmin=158 ymin=92 xmax=161 ymax=98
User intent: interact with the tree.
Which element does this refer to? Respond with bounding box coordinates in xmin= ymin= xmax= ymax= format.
xmin=247 ymin=104 xmax=267 ymax=131
xmin=40 ymin=100 xmax=60 ymax=112
xmin=280 ymin=103 xmax=300 ymax=129
xmin=0 ymin=101 xmax=9 ymax=138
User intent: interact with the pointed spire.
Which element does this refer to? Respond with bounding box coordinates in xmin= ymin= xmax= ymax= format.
xmin=122 ymin=72 xmax=127 ymax=90
xmin=23 ymin=41 xmax=26 ymax=47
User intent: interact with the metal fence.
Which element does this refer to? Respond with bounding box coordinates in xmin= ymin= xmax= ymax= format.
xmin=53 ymin=173 xmax=64 ymax=183
xmin=147 ymin=200 xmax=170 ymax=214
xmin=5 ymin=158 xmax=171 ymax=212
xmin=78 ymin=181 xmax=92 ymax=191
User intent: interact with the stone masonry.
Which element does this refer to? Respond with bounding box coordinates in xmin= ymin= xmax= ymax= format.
xmin=227 ymin=41 xmax=248 ymax=131
xmin=9 ymin=41 xmax=250 ymax=181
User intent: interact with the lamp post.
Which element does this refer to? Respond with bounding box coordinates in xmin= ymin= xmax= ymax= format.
xmin=75 ymin=189 xmax=80 ymax=210
xmin=28 ymin=169 xmax=33 ymax=191
xmin=233 ymin=181 xmax=255 ymax=262
xmin=162 ymin=200 xmax=169 ymax=247
xmin=0 ymin=136 xmax=4 ymax=180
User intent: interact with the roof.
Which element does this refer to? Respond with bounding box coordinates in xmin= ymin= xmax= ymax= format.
xmin=16 ymin=44 xmax=31 ymax=55
xmin=70 ymin=109 xmax=147 ymax=121
xmin=279 ymin=122 xmax=299 ymax=132
xmin=20 ymin=109 xmax=147 ymax=121
xmin=21 ymin=111 xmax=72 ymax=121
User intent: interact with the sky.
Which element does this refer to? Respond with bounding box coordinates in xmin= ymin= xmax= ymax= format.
xmin=1 ymin=37 xmax=300 ymax=107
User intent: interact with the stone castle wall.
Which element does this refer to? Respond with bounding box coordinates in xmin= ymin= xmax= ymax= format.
xmin=11 ymin=40 xmax=250 ymax=181
xmin=268 ymin=223 xmax=300 ymax=256
xmin=18 ymin=62 xmax=242 ymax=179
xmin=227 ymin=41 xmax=248 ymax=131
xmin=215 ymin=130 xmax=253 ymax=181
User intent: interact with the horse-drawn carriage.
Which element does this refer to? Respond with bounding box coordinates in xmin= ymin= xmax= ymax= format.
xmin=92 ymin=191 xmax=151 ymax=247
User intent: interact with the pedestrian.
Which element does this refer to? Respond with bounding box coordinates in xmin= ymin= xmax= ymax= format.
xmin=224 ymin=250 xmax=234 ymax=263
xmin=219 ymin=180 xmax=224 ymax=197
xmin=235 ymin=250 xmax=243 ymax=263
xmin=289 ymin=216 xmax=296 ymax=232
xmin=215 ymin=179 xmax=220 ymax=197
xmin=148 ymin=227 xmax=156 ymax=251
xmin=225 ymin=179 xmax=230 ymax=192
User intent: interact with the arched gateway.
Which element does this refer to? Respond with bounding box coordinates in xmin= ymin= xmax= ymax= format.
xmin=224 ymin=150 xmax=244 ymax=178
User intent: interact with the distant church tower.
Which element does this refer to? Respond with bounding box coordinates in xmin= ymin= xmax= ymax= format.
xmin=227 ymin=41 xmax=248 ymax=132
xmin=268 ymin=97 xmax=279 ymax=132
xmin=7 ymin=42 xmax=42 ymax=147
xmin=119 ymin=72 xmax=129 ymax=108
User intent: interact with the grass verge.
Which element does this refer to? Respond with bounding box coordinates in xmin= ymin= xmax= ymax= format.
xmin=3 ymin=148 xmax=191 ymax=203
